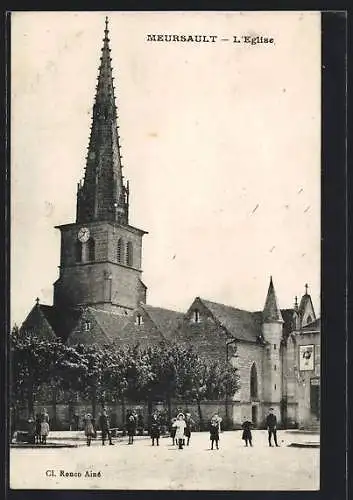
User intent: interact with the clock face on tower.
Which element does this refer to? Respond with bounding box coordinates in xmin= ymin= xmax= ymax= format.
xmin=78 ymin=227 xmax=90 ymax=243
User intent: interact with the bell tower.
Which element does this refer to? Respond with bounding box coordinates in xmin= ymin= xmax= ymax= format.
xmin=53 ymin=17 xmax=147 ymax=314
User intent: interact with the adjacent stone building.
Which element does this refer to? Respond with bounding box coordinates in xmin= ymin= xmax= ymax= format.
xmin=18 ymin=18 xmax=320 ymax=430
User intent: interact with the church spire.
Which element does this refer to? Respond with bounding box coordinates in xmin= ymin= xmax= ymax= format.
xmin=262 ymin=276 xmax=283 ymax=323
xmin=76 ymin=17 xmax=129 ymax=225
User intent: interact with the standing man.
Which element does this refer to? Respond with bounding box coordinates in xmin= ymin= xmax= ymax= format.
xmin=266 ymin=408 xmax=279 ymax=447
xmin=99 ymin=408 xmax=114 ymax=446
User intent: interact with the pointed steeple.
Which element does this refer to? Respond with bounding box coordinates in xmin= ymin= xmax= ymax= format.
xmin=76 ymin=17 xmax=129 ymax=225
xmin=298 ymin=282 xmax=316 ymax=319
xmin=262 ymin=276 xmax=283 ymax=323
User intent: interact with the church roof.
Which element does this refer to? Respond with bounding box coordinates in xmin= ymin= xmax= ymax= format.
xmin=262 ymin=277 xmax=284 ymax=323
xmin=199 ymin=298 xmax=262 ymax=343
xmin=141 ymin=304 xmax=184 ymax=340
xmin=87 ymin=308 xmax=131 ymax=342
xmin=39 ymin=305 xmax=81 ymax=341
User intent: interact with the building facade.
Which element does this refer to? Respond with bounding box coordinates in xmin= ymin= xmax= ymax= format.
xmin=18 ymin=19 xmax=320 ymax=431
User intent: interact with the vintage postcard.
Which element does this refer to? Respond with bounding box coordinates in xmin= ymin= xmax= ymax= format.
xmin=10 ymin=11 xmax=321 ymax=490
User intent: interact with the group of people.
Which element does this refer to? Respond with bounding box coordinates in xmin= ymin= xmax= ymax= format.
xmin=26 ymin=405 xmax=279 ymax=449
xmin=241 ymin=408 xmax=280 ymax=447
xmin=83 ymin=408 xmax=145 ymax=447
xmin=170 ymin=412 xmax=196 ymax=449
xmin=83 ymin=407 xmax=280 ymax=449
xmin=83 ymin=408 xmax=115 ymax=446
xmin=27 ymin=408 xmax=50 ymax=445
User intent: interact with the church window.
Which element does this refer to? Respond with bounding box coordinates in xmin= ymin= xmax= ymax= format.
xmin=193 ymin=309 xmax=200 ymax=323
xmin=274 ymin=344 xmax=277 ymax=350
xmin=274 ymin=384 xmax=277 ymax=390
xmin=135 ymin=314 xmax=144 ymax=326
xmin=126 ymin=241 xmax=133 ymax=266
xmin=75 ymin=241 xmax=82 ymax=262
xmin=117 ymin=238 xmax=123 ymax=263
xmin=250 ymin=363 xmax=258 ymax=399
xmin=294 ymin=313 xmax=300 ymax=330
xmin=84 ymin=321 xmax=91 ymax=331
xmin=88 ymin=238 xmax=95 ymax=261
xmin=307 ymin=314 xmax=313 ymax=325
xmin=274 ymin=364 xmax=277 ymax=371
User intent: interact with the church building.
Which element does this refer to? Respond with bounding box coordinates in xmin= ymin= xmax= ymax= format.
xmin=19 ymin=19 xmax=320 ymax=431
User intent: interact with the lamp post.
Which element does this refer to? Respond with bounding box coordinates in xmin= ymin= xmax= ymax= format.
xmin=225 ymin=338 xmax=237 ymax=428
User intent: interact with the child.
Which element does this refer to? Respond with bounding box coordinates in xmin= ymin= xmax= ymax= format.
xmin=241 ymin=418 xmax=253 ymax=447
xmin=173 ymin=413 xmax=186 ymax=449
xmin=99 ymin=409 xmax=114 ymax=446
xmin=126 ymin=414 xmax=136 ymax=444
xmin=170 ymin=418 xmax=177 ymax=445
xmin=209 ymin=417 xmax=220 ymax=450
xmin=150 ymin=413 xmax=161 ymax=446
xmin=27 ymin=417 xmax=36 ymax=445
xmin=40 ymin=416 xmax=50 ymax=445
xmin=184 ymin=413 xmax=194 ymax=446
xmin=35 ymin=413 xmax=41 ymax=444
xmin=84 ymin=413 xmax=95 ymax=446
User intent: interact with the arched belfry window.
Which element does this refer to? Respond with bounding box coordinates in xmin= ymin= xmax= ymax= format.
xmin=135 ymin=314 xmax=144 ymax=326
xmin=250 ymin=363 xmax=258 ymax=399
xmin=75 ymin=241 xmax=82 ymax=263
xmin=117 ymin=238 xmax=123 ymax=263
xmin=126 ymin=241 xmax=133 ymax=267
xmin=193 ymin=309 xmax=200 ymax=323
xmin=88 ymin=238 xmax=95 ymax=261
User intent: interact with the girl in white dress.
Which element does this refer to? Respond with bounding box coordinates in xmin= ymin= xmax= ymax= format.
xmin=172 ymin=413 xmax=186 ymax=449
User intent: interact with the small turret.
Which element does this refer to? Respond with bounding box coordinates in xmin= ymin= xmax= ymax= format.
xmin=262 ymin=277 xmax=283 ymax=413
xmin=263 ymin=276 xmax=284 ymax=323
xmin=298 ymin=283 xmax=316 ymax=327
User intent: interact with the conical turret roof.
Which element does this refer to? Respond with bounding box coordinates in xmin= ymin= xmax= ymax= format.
xmin=262 ymin=277 xmax=283 ymax=323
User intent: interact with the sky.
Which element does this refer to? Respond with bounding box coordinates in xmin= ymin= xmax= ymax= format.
xmin=11 ymin=11 xmax=321 ymax=326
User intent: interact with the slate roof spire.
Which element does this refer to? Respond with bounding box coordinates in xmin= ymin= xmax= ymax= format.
xmin=76 ymin=16 xmax=129 ymax=225
xmin=298 ymin=282 xmax=316 ymax=318
xmin=262 ymin=276 xmax=283 ymax=323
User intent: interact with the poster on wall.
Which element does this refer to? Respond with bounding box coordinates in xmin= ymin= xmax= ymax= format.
xmin=299 ymin=344 xmax=315 ymax=371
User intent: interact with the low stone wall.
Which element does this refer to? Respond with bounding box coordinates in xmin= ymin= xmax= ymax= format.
xmin=12 ymin=398 xmax=305 ymax=432
xmin=13 ymin=400 xmax=242 ymax=431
